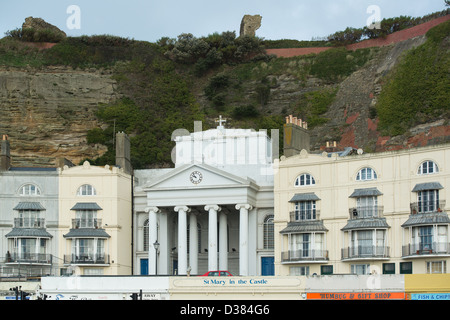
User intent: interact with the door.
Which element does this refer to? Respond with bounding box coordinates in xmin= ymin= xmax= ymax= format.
xmin=261 ymin=257 xmax=274 ymax=276
xmin=140 ymin=258 xmax=148 ymax=275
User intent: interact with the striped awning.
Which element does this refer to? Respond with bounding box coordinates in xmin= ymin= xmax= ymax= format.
xmin=289 ymin=193 xmax=321 ymax=202
xmin=341 ymin=218 xmax=390 ymax=231
xmin=13 ymin=202 xmax=45 ymax=210
xmin=71 ymin=202 xmax=102 ymax=210
xmin=412 ymin=182 xmax=443 ymax=192
xmin=280 ymin=221 xmax=328 ymax=234
xmin=349 ymin=188 xmax=383 ymax=198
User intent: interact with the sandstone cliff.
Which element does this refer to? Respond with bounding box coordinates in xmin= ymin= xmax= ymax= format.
xmin=0 ymin=66 xmax=118 ymax=166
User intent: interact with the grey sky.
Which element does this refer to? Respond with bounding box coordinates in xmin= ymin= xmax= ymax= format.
xmin=1 ymin=0 xmax=447 ymax=42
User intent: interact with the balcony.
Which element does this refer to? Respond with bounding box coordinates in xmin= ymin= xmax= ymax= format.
xmin=410 ymin=200 xmax=446 ymax=215
xmin=72 ymin=218 xmax=102 ymax=229
xmin=341 ymin=246 xmax=390 ymax=260
xmin=348 ymin=206 xmax=384 ymax=220
xmin=13 ymin=218 xmax=45 ymax=228
xmin=402 ymin=242 xmax=450 ymax=257
xmin=281 ymin=249 xmax=329 ymax=263
xmin=6 ymin=252 xmax=52 ymax=264
xmin=64 ymin=253 xmax=110 ymax=265
xmin=289 ymin=210 xmax=320 ymax=222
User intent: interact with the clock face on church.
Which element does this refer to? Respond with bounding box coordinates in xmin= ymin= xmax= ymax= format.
xmin=190 ymin=171 xmax=203 ymax=184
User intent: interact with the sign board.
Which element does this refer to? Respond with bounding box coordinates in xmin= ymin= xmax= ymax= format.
xmin=410 ymin=293 xmax=450 ymax=300
xmin=307 ymin=292 xmax=406 ymax=300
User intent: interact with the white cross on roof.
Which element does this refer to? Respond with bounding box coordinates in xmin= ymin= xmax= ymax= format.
xmin=215 ymin=115 xmax=227 ymax=128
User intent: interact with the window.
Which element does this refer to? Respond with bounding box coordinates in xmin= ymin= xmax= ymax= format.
xmin=356 ymin=196 xmax=378 ymax=218
xmin=77 ymin=184 xmax=96 ymax=196
xmin=419 ymin=226 xmax=433 ymax=252
xmin=383 ymin=263 xmax=395 ymax=275
xmin=351 ymin=264 xmax=370 ymax=275
xmin=400 ymin=262 xmax=412 ymax=274
xmin=290 ymin=266 xmax=309 ymax=276
xmin=263 ymin=215 xmax=274 ymax=249
xmin=356 ymin=167 xmax=377 ymax=181
xmin=75 ymin=210 xmax=98 ymax=228
xmin=418 ymin=161 xmax=439 ymax=175
xmin=295 ymin=174 xmax=315 ymax=187
xmin=295 ymin=201 xmax=316 ymax=220
xmin=18 ymin=210 xmax=41 ymax=228
xmin=427 ymin=261 xmax=446 ymax=274
xmin=321 ymin=265 xmax=333 ymax=275
xmin=418 ymin=189 xmax=439 ymax=213
xmin=19 ymin=184 xmax=40 ymax=196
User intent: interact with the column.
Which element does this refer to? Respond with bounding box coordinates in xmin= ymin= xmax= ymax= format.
xmin=219 ymin=210 xmax=228 ymax=271
xmin=236 ymin=203 xmax=252 ymax=276
xmin=145 ymin=207 xmax=159 ymax=275
xmin=189 ymin=212 xmax=198 ymax=275
xmin=174 ymin=206 xmax=190 ymax=275
xmin=205 ymin=204 xmax=221 ymax=271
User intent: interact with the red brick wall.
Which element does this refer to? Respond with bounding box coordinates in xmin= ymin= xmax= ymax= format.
xmin=266 ymin=15 xmax=450 ymax=58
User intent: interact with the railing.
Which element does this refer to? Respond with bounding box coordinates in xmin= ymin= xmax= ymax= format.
xmin=341 ymin=246 xmax=390 ymax=259
xmin=64 ymin=254 xmax=110 ymax=265
xmin=410 ymin=201 xmax=446 ymax=214
xmin=289 ymin=210 xmax=320 ymax=222
xmin=281 ymin=249 xmax=328 ymax=262
xmin=5 ymin=253 xmax=52 ymax=264
xmin=71 ymin=218 xmax=102 ymax=229
xmin=13 ymin=218 xmax=45 ymax=228
xmin=348 ymin=206 xmax=384 ymax=219
xmin=402 ymin=242 xmax=450 ymax=257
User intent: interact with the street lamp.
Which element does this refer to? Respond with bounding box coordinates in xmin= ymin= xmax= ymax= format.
xmin=153 ymin=240 xmax=160 ymax=275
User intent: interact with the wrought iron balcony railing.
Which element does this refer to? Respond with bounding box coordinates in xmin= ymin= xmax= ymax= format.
xmin=410 ymin=200 xmax=446 ymax=215
xmin=13 ymin=218 xmax=45 ymax=228
xmin=289 ymin=210 xmax=320 ymax=222
xmin=402 ymin=242 xmax=450 ymax=257
xmin=5 ymin=252 xmax=52 ymax=264
xmin=281 ymin=249 xmax=329 ymax=262
xmin=348 ymin=206 xmax=384 ymax=219
xmin=341 ymin=246 xmax=390 ymax=260
xmin=71 ymin=218 xmax=102 ymax=229
xmin=64 ymin=253 xmax=110 ymax=265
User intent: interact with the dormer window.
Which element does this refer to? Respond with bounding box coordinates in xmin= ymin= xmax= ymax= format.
xmin=356 ymin=167 xmax=377 ymax=181
xmin=295 ymin=174 xmax=316 ymax=187
xmin=77 ymin=184 xmax=96 ymax=196
xmin=19 ymin=184 xmax=41 ymax=196
xmin=418 ymin=161 xmax=439 ymax=175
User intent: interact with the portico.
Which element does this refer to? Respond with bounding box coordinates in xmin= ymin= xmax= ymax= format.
xmin=143 ymin=163 xmax=257 ymax=276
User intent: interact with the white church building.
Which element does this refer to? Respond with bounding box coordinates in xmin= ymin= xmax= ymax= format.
xmin=133 ymin=118 xmax=276 ymax=276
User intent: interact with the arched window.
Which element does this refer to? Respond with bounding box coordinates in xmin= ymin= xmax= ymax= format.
xmin=295 ymin=174 xmax=316 ymax=187
xmin=418 ymin=161 xmax=439 ymax=175
xmin=19 ymin=184 xmax=41 ymax=196
xmin=263 ymin=215 xmax=274 ymax=249
xmin=77 ymin=184 xmax=96 ymax=196
xmin=356 ymin=167 xmax=378 ymax=181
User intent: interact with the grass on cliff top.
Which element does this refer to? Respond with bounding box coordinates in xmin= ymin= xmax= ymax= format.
xmin=376 ymin=19 xmax=450 ymax=136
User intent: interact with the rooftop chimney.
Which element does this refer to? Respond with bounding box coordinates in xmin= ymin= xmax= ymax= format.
xmin=115 ymin=132 xmax=132 ymax=175
xmin=283 ymin=115 xmax=310 ymax=157
xmin=1 ymin=135 xmax=11 ymax=171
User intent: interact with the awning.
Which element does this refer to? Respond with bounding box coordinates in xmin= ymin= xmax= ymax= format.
xmin=341 ymin=218 xmax=390 ymax=231
xmin=280 ymin=221 xmax=328 ymax=234
xmin=71 ymin=202 xmax=102 ymax=210
xmin=289 ymin=193 xmax=321 ymax=202
xmin=412 ymin=182 xmax=443 ymax=192
xmin=13 ymin=202 xmax=45 ymax=210
xmin=63 ymin=228 xmax=110 ymax=238
xmin=349 ymin=188 xmax=383 ymax=198
xmin=5 ymin=228 xmax=53 ymax=238
xmin=401 ymin=212 xmax=450 ymax=227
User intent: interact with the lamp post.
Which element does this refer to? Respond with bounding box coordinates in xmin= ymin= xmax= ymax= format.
xmin=153 ymin=240 xmax=160 ymax=275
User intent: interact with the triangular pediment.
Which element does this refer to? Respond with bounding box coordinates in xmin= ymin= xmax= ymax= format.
xmin=143 ymin=163 xmax=256 ymax=190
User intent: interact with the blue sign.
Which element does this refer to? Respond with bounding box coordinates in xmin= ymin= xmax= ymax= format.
xmin=411 ymin=293 xmax=450 ymax=300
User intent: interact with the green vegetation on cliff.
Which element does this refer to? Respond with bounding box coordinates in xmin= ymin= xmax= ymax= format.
xmin=376 ymin=19 xmax=450 ymax=136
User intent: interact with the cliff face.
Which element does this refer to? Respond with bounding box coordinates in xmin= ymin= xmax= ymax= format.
xmin=0 ymin=66 xmax=118 ymax=166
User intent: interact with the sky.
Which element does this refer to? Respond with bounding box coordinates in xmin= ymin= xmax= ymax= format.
xmin=0 ymin=0 xmax=447 ymax=42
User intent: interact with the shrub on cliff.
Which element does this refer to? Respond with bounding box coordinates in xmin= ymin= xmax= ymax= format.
xmin=376 ymin=20 xmax=450 ymax=136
